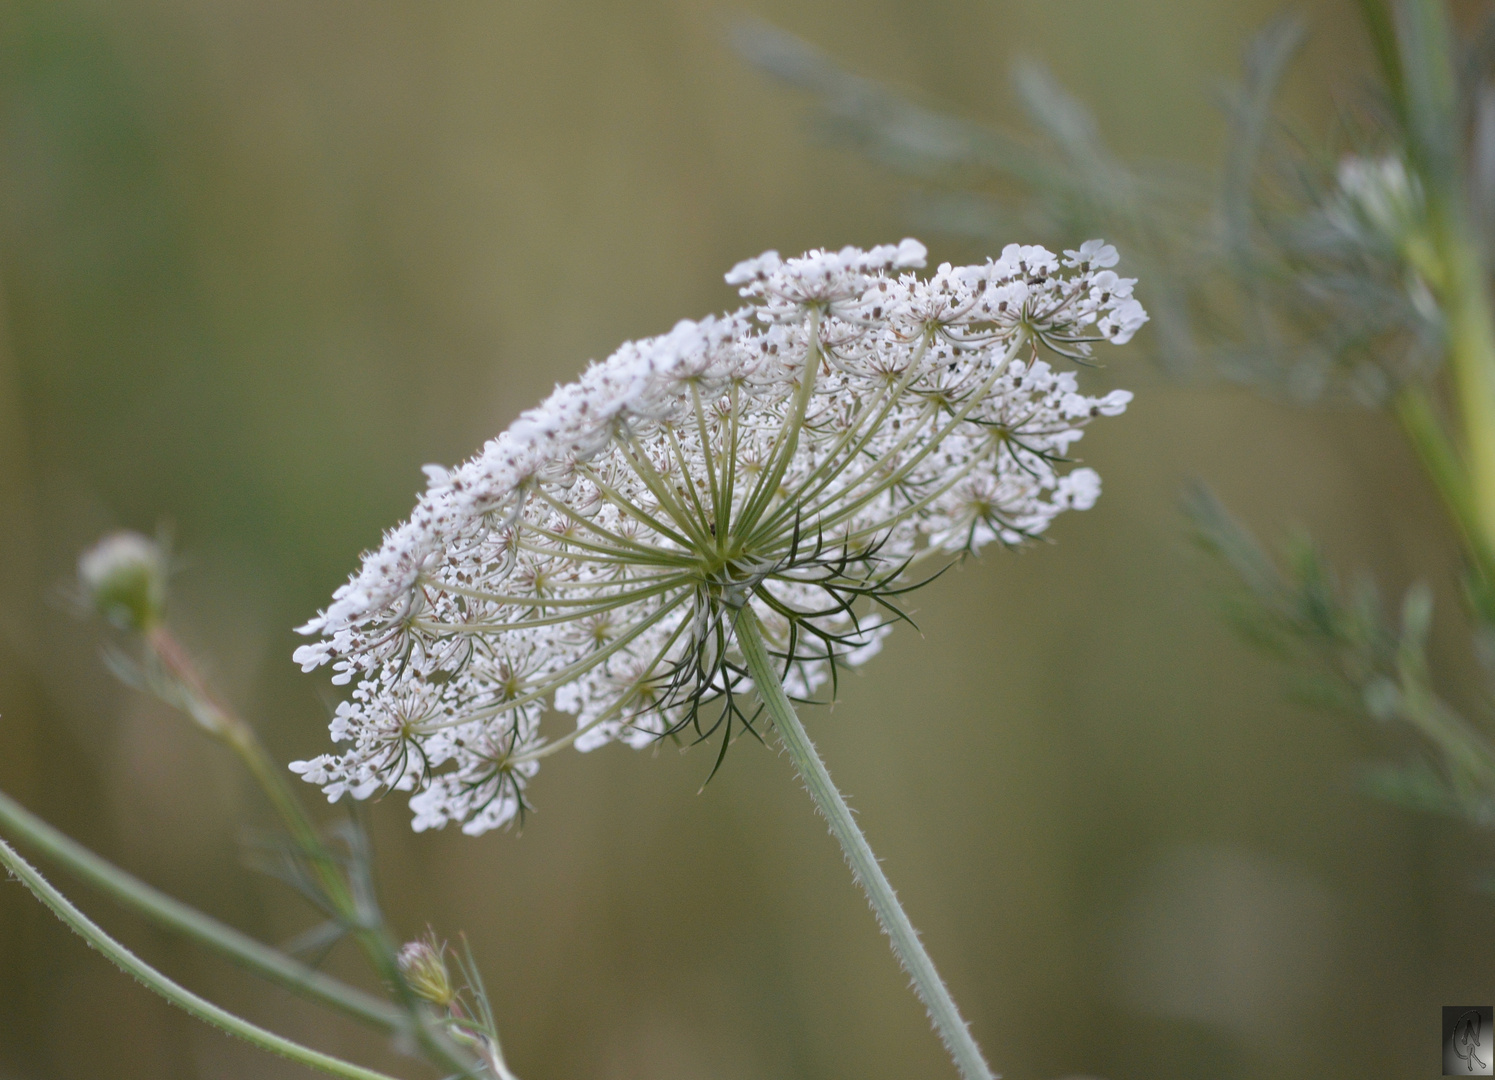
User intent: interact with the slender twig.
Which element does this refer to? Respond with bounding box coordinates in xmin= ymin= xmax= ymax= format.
xmin=0 ymin=788 xmax=403 ymax=1032
xmin=0 ymin=835 xmax=406 ymax=1080
xmin=735 ymin=605 xmax=995 ymax=1080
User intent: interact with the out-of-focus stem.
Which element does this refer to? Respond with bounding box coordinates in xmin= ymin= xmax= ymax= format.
xmin=1376 ymin=0 xmax=1495 ymax=617
xmin=1431 ymin=210 xmax=1495 ymax=567
xmin=0 ymin=835 xmax=406 ymax=1080
xmin=0 ymin=788 xmax=403 ymax=1031
xmin=1392 ymin=668 xmax=1495 ymax=796
xmin=1395 ymin=386 xmax=1495 ymax=615
xmin=141 ymin=625 xmax=483 ymax=1079
xmin=735 ymin=605 xmax=996 ymax=1080
xmin=146 ymin=627 xmax=331 ymax=878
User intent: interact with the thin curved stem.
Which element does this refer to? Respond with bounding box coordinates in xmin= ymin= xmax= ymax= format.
xmin=0 ymin=835 xmax=406 ymax=1080
xmin=0 ymin=789 xmax=402 ymax=1032
xmin=142 ymin=627 xmax=485 ymax=1080
xmin=689 ymin=383 xmax=726 ymax=539
xmin=508 ymin=605 xmax=696 ymax=764
xmin=735 ymin=606 xmax=995 ymax=1080
xmin=618 ymin=426 xmax=714 ymax=549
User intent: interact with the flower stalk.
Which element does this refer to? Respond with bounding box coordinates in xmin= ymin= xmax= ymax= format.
xmin=0 ymin=787 xmax=402 ymax=1031
xmin=736 ymin=605 xmax=995 ymax=1080
xmin=139 ymin=623 xmax=487 ymax=1080
xmin=0 ymin=834 xmax=404 ymax=1080
xmin=70 ymin=532 xmax=489 ymax=1079
xmin=1359 ymin=0 xmax=1495 ymax=620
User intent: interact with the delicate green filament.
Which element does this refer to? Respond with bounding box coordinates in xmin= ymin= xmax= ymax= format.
xmin=836 ymin=456 xmax=985 ymax=547
xmin=576 ymin=462 xmax=700 ymax=549
xmin=425 ymin=574 xmax=690 ymax=608
xmin=744 ymin=332 xmax=942 ymax=549
xmin=722 ymin=382 xmax=743 ymax=538
xmin=734 ymin=308 xmax=824 ymax=537
xmin=517 ymin=520 xmax=692 ymax=568
xmin=689 ymin=382 xmax=726 ymax=545
xmin=509 ymin=607 xmax=696 ymax=764
xmin=413 ymin=582 xmax=687 ymax=634
xmin=513 ymin=537 xmax=691 ymax=570
xmin=414 ymin=597 xmax=683 ymax=733
xmin=662 ymin=424 xmax=716 ymax=541
xmin=529 ymin=486 xmax=693 ymax=560
xmin=619 ymin=427 xmax=714 ymax=549
xmin=804 ymin=341 xmax=1028 ymax=539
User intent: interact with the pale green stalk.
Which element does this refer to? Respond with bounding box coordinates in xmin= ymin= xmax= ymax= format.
xmin=769 ymin=332 xmax=1031 ymax=544
xmin=0 ymin=789 xmax=402 ymax=1032
xmin=0 ymin=835 xmax=405 ymax=1080
xmin=142 ymin=626 xmax=485 ymax=1080
xmin=1394 ymin=387 xmax=1495 ymax=606
xmin=1374 ymin=0 xmax=1495 ymax=545
xmin=735 ymin=605 xmax=996 ymax=1080
xmin=576 ymin=462 xmax=701 ymax=548
xmin=620 ymin=426 xmax=715 ymax=548
xmin=510 ymin=608 xmax=696 ymax=763
xmin=1424 ymin=201 xmax=1495 ymax=568
xmin=531 ymin=486 xmax=693 ymax=557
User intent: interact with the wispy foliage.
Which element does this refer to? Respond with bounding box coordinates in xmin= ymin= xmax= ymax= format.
xmin=737 ymin=1 xmax=1495 ymax=848
xmin=733 ymin=11 xmax=1495 ymax=405
xmin=1186 ymin=485 xmax=1495 ymax=837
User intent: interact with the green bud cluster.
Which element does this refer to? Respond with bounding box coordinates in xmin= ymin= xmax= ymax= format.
xmin=78 ymin=532 xmax=167 ymax=632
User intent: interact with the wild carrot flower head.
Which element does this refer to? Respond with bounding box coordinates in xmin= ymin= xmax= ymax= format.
xmin=291 ymin=239 xmax=1145 ymax=835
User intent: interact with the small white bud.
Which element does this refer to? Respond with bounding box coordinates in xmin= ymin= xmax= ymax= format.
xmin=78 ymin=532 xmax=167 ymax=632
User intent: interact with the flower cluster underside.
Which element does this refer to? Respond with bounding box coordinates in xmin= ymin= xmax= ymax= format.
xmin=292 ymin=240 xmax=1140 ymax=834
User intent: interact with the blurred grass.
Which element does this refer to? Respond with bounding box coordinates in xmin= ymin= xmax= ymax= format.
xmin=0 ymin=2 xmax=1485 ymax=1078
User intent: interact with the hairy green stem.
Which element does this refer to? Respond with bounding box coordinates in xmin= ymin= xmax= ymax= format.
xmin=0 ymin=835 xmax=405 ymax=1080
xmin=0 ymin=788 xmax=403 ymax=1032
xmin=735 ymin=606 xmax=995 ymax=1080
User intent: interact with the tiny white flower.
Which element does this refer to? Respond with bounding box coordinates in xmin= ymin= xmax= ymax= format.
xmin=294 ymin=240 xmax=1144 ymax=834
xmin=1334 ymin=153 xmax=1425 ymax=252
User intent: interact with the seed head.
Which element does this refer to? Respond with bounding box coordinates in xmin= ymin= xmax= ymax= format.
xmin=291 ymin=239 xmax=1145 ymax=834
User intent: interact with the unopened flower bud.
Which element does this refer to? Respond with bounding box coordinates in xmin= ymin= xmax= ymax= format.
xmin=398 ymin=933 xmax=456 ymax=1007
xmin=78 ymin=532 xmax=167 ymax=632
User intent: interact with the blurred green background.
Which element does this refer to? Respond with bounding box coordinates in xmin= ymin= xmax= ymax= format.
xmin=0 ymin=1 xmax=1485 ymax=1077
